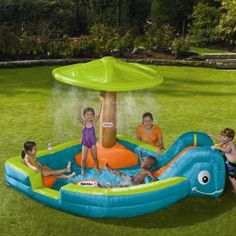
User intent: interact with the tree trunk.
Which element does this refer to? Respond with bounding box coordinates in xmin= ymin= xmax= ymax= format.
xmin=99 ymin=91 xmax=117 ymax=147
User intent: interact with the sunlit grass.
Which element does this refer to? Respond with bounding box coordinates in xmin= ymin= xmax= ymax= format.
xmin=0 ymin=65 xmax=236 ymax=236
xmin=190 ymin=46 xmax=229 ymax=54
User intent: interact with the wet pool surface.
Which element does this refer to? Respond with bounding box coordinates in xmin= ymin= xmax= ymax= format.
xmin=52 ymin=162 xmax=146 ymax=190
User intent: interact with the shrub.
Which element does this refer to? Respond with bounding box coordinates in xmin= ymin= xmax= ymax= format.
xmin=133 ymin=36 xmax=145 ymax=49
xmin=144 ymin=24 xmax=174 ymax=52
xmin=70 ymin=35 xmax=95 ymax=57
xmin=19 ymin=32 xmax=40 ymax=56
xmin=89 ymin=24 xmax=121 ymax=56
xmin=47 ymin=35 xmax=72 ymax=58
xmin=171 ymin=36 xmax=191 ymax=58
xmin=118 ymin=31 xmax=134 ymax=52
xmin=0 ymin=25 xmax=20 ymax=57
xmin=18 ymin=32 xmax=53 ymax=58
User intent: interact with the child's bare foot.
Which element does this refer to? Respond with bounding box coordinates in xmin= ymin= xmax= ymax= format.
xmin=66 ymin=172 xmax=76 ymax=179
xmin=66 ymin=161 xmax=71 ymax=173
xmin=231 ymin=189 xmax=236 ymax=194
xmin=96 ymin=168 xmax=100 ymax=174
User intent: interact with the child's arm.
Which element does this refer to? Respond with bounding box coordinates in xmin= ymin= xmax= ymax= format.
xmin=157 ymin=137 xmax=164 ymax=155
xmin=77 ymin=105 xmax=85 ymax=125
xmin=209 ymin=133 xmax=222 ymax=143
xmin=105 ymin=163 xmax=124 ymax=177
xmin=37 ymin=161 xmax=48 ymax=170
xmin=24 ymin=159 xmax=40 ymax=172
xmin=94 ymin=97 xmax=104 ymax=123
xmin=214 ymin=145 xmax=232 ymax=153
xmin=138 ymin=150 xmax=144 ymax=163
xmin=148 ymin=171 xmax=157 ymax=181
xmin=136 ymin=127 xmax=141 ymax=140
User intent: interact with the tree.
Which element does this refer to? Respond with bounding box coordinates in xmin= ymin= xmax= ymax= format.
xmin=0 ymin=0 xmax=77 ymax=37
xmin=189 ymin=2 xmax=221 ymax=46
xmin=0 ymin=0 xmax=153 ymax=38
xmin=47 ymin=0 xmax=77 ymax=38
xmin=151 ymin=0 xmax=194 ymax=35
xmin=217 ymin=0 xmax=236 ymax=45
xmin=83 ymin=0 xmax=121 ymax=32
xmin=125 ymin=0 xmax=152 ymax=32
xmin=194 ymin=0 xmax=221 ymax=7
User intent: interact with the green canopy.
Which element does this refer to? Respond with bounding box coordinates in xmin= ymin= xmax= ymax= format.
xmin=52 ymin=56 xmax=163 ymax=91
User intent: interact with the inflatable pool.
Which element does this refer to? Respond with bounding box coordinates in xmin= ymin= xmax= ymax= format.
xmin=5 ymin=131 xmax=225 ymax=218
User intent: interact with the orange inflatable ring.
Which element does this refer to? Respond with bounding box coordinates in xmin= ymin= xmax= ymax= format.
xmin=42 ymin=176 xmax=57 ymax=188
xmin=75 ymin=142 xmax=138 ymax=168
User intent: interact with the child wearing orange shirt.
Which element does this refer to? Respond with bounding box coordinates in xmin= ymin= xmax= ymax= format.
xmin=136 ymin=112 xmax=164 ymax=155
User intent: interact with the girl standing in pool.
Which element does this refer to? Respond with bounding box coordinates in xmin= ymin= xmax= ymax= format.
xmin=78 ymin=100 xmax=103 ymax=175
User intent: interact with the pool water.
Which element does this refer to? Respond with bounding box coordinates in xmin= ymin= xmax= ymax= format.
xmin=52 ymin=162 xmax=148 ymax=190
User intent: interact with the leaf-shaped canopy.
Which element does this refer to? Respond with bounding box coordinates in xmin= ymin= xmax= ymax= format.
xmin=52 ymin=56 xmax=163 ymax=91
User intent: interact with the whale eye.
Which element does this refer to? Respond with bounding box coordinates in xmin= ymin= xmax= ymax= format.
xmin=198 ymin=170 xmax=210 ymax=185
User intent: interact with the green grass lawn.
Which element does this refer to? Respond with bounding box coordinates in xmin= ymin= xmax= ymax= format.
xmin=190 ymin=46 xmax=229 ymax=54
xmin=1 ymin=65 xmax=236 ymax=236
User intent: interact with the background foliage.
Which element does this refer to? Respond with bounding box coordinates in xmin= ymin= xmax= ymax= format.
xmin=0 ymin=0 xmax=235 ymax=59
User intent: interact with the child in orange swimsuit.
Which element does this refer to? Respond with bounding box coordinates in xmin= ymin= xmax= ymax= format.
xmin=22 ymin=141 xmax=75 ymax=179
xmin=136 ymin=112 xmax=164 ymax=155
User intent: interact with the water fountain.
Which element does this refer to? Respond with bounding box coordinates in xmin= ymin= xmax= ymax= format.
xmin=52 ymin=56 xmax=163 ymax=168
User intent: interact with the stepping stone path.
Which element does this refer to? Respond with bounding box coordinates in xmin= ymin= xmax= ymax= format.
xmin=192 ymin=53 xmax=236 ymax=69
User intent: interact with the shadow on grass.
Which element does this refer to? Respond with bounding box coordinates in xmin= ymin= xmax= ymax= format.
xmin=156 ymin=88 xmax=236 ymax=98
xmin=0 ymin=77 xmax=88 ymax=97
xmin=130 ymin=76 xmax=236 ymax=98
xmin=162 ymin=77 xmax=236 ymax=86
xmin=134 ymin=87 xmax=236 ymax=98
xmin=1 ymin=67 xmax=236 ymax=98
xmin=91 ymin=183 xmax=236 ymax=229
xmin=0 ymin=66 xmax=60 ymax=96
